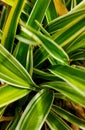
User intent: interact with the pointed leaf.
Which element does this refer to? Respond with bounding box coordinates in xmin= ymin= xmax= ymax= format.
xmin=0 ymin=107 xmax=6 ymax=116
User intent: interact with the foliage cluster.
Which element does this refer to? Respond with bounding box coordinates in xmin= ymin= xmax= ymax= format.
xmin=0 ymin=0 xmax=85 ymax=129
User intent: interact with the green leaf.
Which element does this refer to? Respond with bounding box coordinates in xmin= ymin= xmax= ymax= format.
xmin=0 ymin=84 xmax=30 ymax=108
xmin=49 ymin=65 xmax=85 ymax=96
xmin=21 ymin=26 xmax=69 ymax=65
xmin=41 ymin=81 xmax=85 ymax=107
xmin=52 ymin=105 xmax=85 ymax=129
xmin=6 ymin=108 xmax=20 ymax=130
xmin=15 ymin=89 xmax=54 ymax=130
xmin=33 ymin=68 xmax=61 ymax=81
xmin=71 ymin=0 xmax=85 ymax=12
xmin=26 ymin=45 xmax=33 ymax=76
xmin=46 ymin=9 xmax=85 ymax=49
xmin=67 ymin=31 xmax=85 ymax=54
xmin=16 ymin=0 xmax=51 ymax=68
xmin=0 ymin=30 xmax=2 ymax=40
xmin=34 ymin=47 xmax=48 ymax=67
xmin=0 ymin=6 xmax=7 ymax=30
xmin=26 ymin=0 xmax=51 ymax=29
xmin=46 ymin=111 xmax=72 ymax=130
xmin=1 ymin=0 xmax=25 ymax=52
xmin=36 ymin=32 xmax=69 ymax=65
xmin=70 ymin=50 xmax=85 ymax=61
xmin=0 ymin=107 xmax=6 ymax=116
xmin=46 ymin=9 xmax=85 ymax=34
xmin=46 ymin=10 xmax=85 ymax=34
xmin=35 ymin=20 xmax=50 ymax=36
xmin=46 ymin=0 xmax=58 ymax=22
xmin=0 ymin=44 xmax=37 ymax=89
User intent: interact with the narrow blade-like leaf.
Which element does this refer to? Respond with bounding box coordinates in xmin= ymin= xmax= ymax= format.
xmin=46 ymin=111 xmax=72 ymax=130
xmin=15 ymin=89 xmax=54 ymax=130
xmin=49 ymin=65 xmax=85 ymax=96
xmin=52 ymin=105 xmax=85 ymax=129
xmin=21 ymin=26 xmax=69 ymax=65
xmin=41 ymin=81 xmax=85 ymax=107
xmin=1 ymin=0 xmax=25 ymax=52
xmin=0 ymin=84 xmax=30 ymax=108
xmin=0 ymin=44 xmax=37 ymax=89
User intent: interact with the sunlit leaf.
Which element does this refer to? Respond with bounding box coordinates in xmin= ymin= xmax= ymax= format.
xmin=0 ymin=44 xmax=37 ymax=89
xmin=1 ymin=0 xmax=25 ymax=52
xmin=0 ymin=84 xmax=30 ymax=108
xmin=41 ymin=81 xmax=85 ymax=107
xmin=49 ymin=65 xmax=85 ymax=96
xmin=21 ymin=26 xmax=69 ymax=65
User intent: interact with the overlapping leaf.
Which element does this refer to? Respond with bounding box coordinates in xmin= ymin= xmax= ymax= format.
xmin=0 ymin=44 xmax=37 ymax=89
xmin=46 ymin=8 xmax=85 ymax=51
xmin=49 ymin=65 xmax=85 ymax=96
xmin=46 ymin=111 xmax=72 ymax=130
xmin=16 ymin=0 xmax=51 ymax=68
xmin=41 ymin=81 xmax=85 ymax=107
xmin=1 ymin=0 xmax=25 ymax=52
xmin=15 ymin=89 xmax=54 ymax=130
xmin=52 ymin=105 xmax=85 ymax=129
xmin=0 ymin=84 xmax=30 ymax=108
xmin=21 ymin=26 xmax=69 ymax=65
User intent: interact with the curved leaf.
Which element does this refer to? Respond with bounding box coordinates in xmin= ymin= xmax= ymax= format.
xmin=46 ymin=111 xmax=72 ymax=130
xmin=52 ymin=105 xmax=85 ymax=129
xmin=49 ymin=65 xmax=85 ymax=96
xmin=21 ymin=26 xmax=69 ymax=65
xmin=41 ymin=81 xmax=85 ymax=107
xmin=36 ymin=32 xmax=69 ymax=65
xmin=0 ymin=84 xmax=30 ymax=108
xmin=15 ymin=89 xmax=54 ymax=130
xmin=1 ymin=0 xmax=25 ymax=52
xmin=46 ymin=9 xmax=85 ymax=34
xmin=0 ymin=45 xmax=37 ymax=89
xmin=67 ymin=31 xmax=85 ymax=54
xmin=15 ymin=0 xmax=51 ymax=68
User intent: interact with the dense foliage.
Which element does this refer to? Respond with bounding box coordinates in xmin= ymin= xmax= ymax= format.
xmin=0 ymin=0 xmax=85 ymax=129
